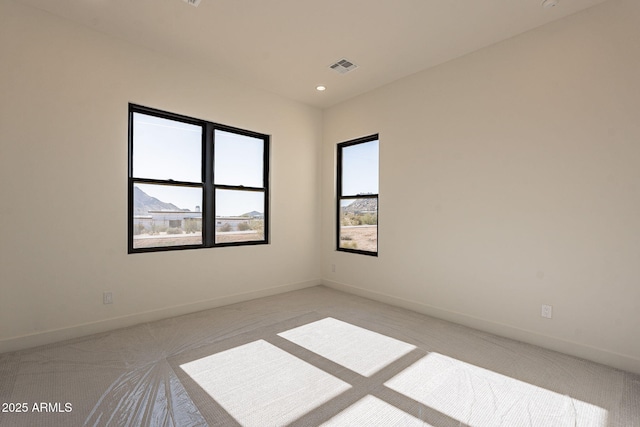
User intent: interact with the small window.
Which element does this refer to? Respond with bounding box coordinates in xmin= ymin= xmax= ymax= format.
xmin=129 ymin=104 xmax=269 ymax=253
xmin=336 ymin=135 xmax=379 ymax=256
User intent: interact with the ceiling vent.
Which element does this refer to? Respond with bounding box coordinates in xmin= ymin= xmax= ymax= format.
xmin=329 ymin=58 xmax=358 ymax=74
xmin=182 ymin=0 xmax=202 ymax=7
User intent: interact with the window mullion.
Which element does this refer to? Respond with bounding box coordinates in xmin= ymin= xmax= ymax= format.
xmin=204 ymin=123 xmax=215 ymax=247
xmin=215 ymin=184 xmax=265 ymax=192
xmin=131 ymin=178 xmax=202 ymax=187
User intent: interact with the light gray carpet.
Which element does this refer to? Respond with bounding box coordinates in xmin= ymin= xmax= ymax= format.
xmin=0 ymin=286 xmax=638 ymax=426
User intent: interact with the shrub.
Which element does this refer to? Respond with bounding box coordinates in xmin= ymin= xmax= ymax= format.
xmin=237 ymin=222 xmax=250 ymax=231
xmin=341 ymin=241 xmax=358 ymax=249
xmin=134 ymin=223 xmax=146 ymax=235
xmin=250 ymin=219 xmax=264 ymax=233
xmin=166 ymin=227 xmax=183 ymax=234
xmin=341 ymin=214 xmax=357 ymax=226
xmin=220 ymin=223 xmax=232 ymax=232
xmin=184 ymin=218 xmax=202 ymax=234
xmin=360 ymin=213 xmax=377 ymax=225
xmin=342 ymin=213 xmax=374 ymax=226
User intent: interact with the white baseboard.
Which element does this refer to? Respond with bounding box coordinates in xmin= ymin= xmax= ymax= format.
xmin=0 ymin=279 xmax=320 ymax=354
xmin=323 ymin=279 xmax=640 ymax=376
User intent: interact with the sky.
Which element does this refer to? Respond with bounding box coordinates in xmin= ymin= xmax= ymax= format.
xmin=342 ymin=140 xmax=379 ymax=196
xmin=132 ymin=113 xmax=265 ymax=216
xmin=132 ymin=113 xmax=378 ymax=214
xmin=132 ymin=113 xmax=202 ymax=184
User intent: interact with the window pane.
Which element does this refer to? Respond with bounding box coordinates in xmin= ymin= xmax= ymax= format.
xmin=214 ymin=130 xmax=264 ymax=187
xmin=132 ymin=113 xmax=202 ymax=182
xmin=339 ymin=198 xmax=378 ymax=252
xmin=341 ymin=140 xmax=378 ymax=196
xmin=215 ymin=189 xmax=265 ymax=243
xmin=133 ymin=183 xmax=202 ymax=249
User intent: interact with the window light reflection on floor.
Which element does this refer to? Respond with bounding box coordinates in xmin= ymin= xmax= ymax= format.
xmin=179 ymin=339 xmax=350 ymax=427
xmin=179 ymin=318 xmax=608 ymax=426
xmin=384 ymin=352 xmax=608 ymax=427
xmin=278 ymin=317 xmax=416 ymax=377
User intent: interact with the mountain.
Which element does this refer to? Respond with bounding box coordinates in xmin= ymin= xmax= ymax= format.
xmin=342 ymin=198 xmax=378 ymax=213
xmin=241 ymin=210 xmax=263 ymax=218
xmin=133 ymin=186 xmax=182 ymax=214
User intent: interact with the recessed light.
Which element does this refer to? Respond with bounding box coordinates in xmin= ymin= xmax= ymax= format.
xmin=316 ymin=85 xmax=326 ymax=91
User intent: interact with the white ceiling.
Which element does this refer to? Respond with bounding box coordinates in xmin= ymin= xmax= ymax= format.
xmin=16 ymin=0 xmax=609 ymax=108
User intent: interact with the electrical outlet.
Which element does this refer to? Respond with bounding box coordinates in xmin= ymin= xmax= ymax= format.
xmin=541 ymin=304 xmax=552 ymax=319
xmin=103 ymin=292 xmax=113 ymax=305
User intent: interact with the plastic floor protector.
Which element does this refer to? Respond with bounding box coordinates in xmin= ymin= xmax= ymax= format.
xmin=0 ymin=285 xmax=638 ymax=427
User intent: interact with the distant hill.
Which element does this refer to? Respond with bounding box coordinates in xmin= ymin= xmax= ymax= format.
xmin=241 ymin=210 xmax=263 ymax=218
xmin=133 ymin=186 xmax=182 ymax=214
xmin=343 ymin=198 xmax=378 ymax=213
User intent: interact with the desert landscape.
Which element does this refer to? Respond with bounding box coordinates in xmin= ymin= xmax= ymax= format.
xmin=133 ymin=231 xmax=263 ymax=249
xmin=339 ymin=225 xmax=378 ymax=252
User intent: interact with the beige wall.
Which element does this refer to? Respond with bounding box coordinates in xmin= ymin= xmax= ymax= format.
xmin=0 ymin=1 xmax=322 ymax=351
xmin=322 ymin=0 xmax=640 ymax=374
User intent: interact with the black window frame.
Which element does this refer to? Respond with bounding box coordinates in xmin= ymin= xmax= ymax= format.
xmin=128 ymin=104 xmax=269 ymax=253
xmin=336 ymin=134 xmax=379 ymax=257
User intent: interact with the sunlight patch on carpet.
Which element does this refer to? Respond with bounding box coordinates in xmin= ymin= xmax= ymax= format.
xmin=179 ymin=339 xmax=350 ymax=427
xmin=384 ymin=352 xmax=608 ymax=427
xmin=278 ymin=317 xmax=416 ymax=376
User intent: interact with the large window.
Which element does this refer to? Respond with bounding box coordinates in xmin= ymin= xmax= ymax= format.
xmin=337 ymin=135 xmax=379 ymax=256
xmin=128 ymin=104 xmax=269 ymax=253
